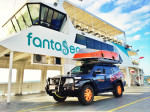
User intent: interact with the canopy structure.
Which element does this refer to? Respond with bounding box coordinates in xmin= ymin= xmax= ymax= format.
xmin=63 ymin=1 xmax=125 ymax=37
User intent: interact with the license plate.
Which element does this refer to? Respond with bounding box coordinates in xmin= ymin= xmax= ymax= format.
xmin=49 ymin=85 xmax=55 ymax=90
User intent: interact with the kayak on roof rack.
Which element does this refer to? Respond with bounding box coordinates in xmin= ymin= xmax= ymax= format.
xmin=73 ymin=48 xmax=122 ymax=64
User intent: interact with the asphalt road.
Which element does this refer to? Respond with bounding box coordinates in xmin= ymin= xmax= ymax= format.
xmin=0 ymin=86 xmax=150 ymax=112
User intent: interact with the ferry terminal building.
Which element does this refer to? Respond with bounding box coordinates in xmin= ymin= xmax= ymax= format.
xmin=0 ymin=0 xmax=144 ymax=103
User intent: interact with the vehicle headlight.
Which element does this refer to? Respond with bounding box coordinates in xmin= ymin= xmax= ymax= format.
xmin=65 ymin=79 xmax=74 ymax=84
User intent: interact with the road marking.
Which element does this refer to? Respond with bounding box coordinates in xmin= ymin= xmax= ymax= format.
xmin=18 ymin=103 xmax=63 ymax=112
xmin=107 ymin=96 xmax=150 ymax=112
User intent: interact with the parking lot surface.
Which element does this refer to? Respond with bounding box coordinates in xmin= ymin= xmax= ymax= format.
xmin=0 ymin=86 xmax=150 ymax=112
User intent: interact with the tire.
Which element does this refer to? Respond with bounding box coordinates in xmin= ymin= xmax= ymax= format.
xmin=113 ymin=83 xmax=123 ymax=97
xmin=53 ymin=92 xmax=67 ymax=102
xmin=78 ymin=85 xmax=94 ymax=105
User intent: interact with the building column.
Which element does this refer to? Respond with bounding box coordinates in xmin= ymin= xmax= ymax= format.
xmin=126 ymin=67 xmax=131 ymax=87
xmin=7 ymin=51 xmax=13 ymax=103
xmin=15 ymin=62 xmax=25 ymax=95
xmin=40 ymin=67 xmax=47 ymax=92
xmin=137 ymin=69 xmax=141 ymax=86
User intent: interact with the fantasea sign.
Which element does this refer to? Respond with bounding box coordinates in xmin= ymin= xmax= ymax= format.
xmin=27 ymin=32 xmax=80 ymax=55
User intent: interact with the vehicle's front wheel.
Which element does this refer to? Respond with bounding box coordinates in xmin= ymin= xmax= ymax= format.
xmin=113 ymin=83 xmax=123 ymax=97
xmin=78 ymin=85 xmax=94 ymax=105
xmin=53 ymin=92 xmax=67 ymax=102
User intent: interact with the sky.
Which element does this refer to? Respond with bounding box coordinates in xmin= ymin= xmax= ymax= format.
xmin=0 ymin=0 xmax=150 ymax=75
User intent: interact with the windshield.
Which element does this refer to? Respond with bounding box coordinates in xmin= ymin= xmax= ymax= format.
xmin=71 ymin=65 xmax=94 ymax=74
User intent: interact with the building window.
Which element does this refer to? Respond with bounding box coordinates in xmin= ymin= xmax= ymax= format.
xmin=41 ymin=6 xmax=50 ymax=27
xmin=102 ymin=43 xmax=108 ymax=50
xmin=86 ymin=37 xmax=94 ymax=49
xmin=75 ymin=34 xmax=115 ymax=52
xmin=28 ymin=4 xmax=40 ymax=25
xmin=12 ymin=17 xmax=20 ymax=32
xmin=20 ymin=5 xmax=32 ymax=27
xmin=75 ymin=34 xmax=86 ymax=45
xmin=2 ymin=3 xmax=67 ymax=37
xmin=107 ymin=44 xmax=114 ymax=52
xmin=94 ymin=40 xmax=102 ymax=50
xmin=47 ymin=70 xmax=60 ymax=78
xmin=51 ymin=12 xmax=65 ymax=31
xmin=0 ymin=68 xmax=17 ymax=83
xmin=47 ymin=9 xmax=53 ymax=23
xmin=23 ymin=69 xmax=41 ymax=82
xmin=16 ymin=12 xmax=26 ymax=30
xmin=40 ymin=5 xmax=66 ymax=31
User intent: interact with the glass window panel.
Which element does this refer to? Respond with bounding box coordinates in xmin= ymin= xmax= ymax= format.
xmin=12 ymin=17 xmax=20 ymax=32
xmin=28 ymin=4 xmax=40 ymax=24
xmin=41 ymin=6 xmax=48 ymax=22
xmin=52 ymin=11 xmax=58 ymax=19
xmin=86 ymin=37 xmax=94 ymax=49
xmin=57 ymin=13 xmax=64 ymax=20
xmin=21 ymin=5 xmax=32 ymax=27
xmin=101 ymin=43 xmax=108 ymax=50
xmin=75 ymin=34 xmax=86 ymax=45
xmin=23 ymin=69 xmax=41 ymax=82
xmin=16 ymin=12 xmax=26 ymax=30
xmin=60 ymin=17 xmax=67 ymax=31
xmin=0 ymin=68 xmax=17 ymax=83
xmin=94 ymin=40 xmax=102 ymax=50
xmin=47 ymin=70 xmax=60 ymax=78
xmin=7 ymin=21 xmax=15 ymax=33
xmin=51 ymin=11 xmax=62 ymax=30
xmin=47 ymin=9 xmax=53 ymax=23
xmin=107 ymin=45 xmax=114 ymax=52
xmin=112 ymin=66 xmax=119 ymax=73
xmin=104 ymin=66 xmax=112 ymax=74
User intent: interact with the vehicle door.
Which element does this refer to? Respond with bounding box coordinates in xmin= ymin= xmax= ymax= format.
xmin=103 ymin=66 xmax=114 ymax=89
xmin=92 ymin=65 xmax=106 ymax=91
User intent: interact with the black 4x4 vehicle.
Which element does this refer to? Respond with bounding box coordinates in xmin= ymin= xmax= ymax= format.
xmin=45 ymin=63 xmax=126 ymax=105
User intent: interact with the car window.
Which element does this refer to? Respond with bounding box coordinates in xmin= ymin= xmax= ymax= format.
xmin=71 ymin=64 xmax=94 ymax=74
xmin=94 ymin=66 xmax=103 ymax=74
xmin=103 ymin=66 xmax=112 ymax=74
xmin=112 ymin=66 xmax=119 ymax=73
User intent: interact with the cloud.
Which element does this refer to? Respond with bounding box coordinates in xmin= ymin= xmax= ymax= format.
xmin=93 ymin=5 xmax=150 ymax=35
xmin=131 ymin=5 xmax=150 ymax=14
xmin=115 ymin=0 xmax=131 ymax=5
xmin=127 ymin=35 xmax=141 ymax=42
xmin=144 ymin=32 xmax=150 ymax=35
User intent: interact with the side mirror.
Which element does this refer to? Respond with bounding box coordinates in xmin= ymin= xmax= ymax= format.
xmin=67 ymin=72 xmax=70 ymax=75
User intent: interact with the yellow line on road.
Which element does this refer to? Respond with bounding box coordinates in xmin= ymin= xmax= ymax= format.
xmin=18 ymin=103 xmax=63 ymax=112
xmin=107 ymin=96 xmax=150 ymax=112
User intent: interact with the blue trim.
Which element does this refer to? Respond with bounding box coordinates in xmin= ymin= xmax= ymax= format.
xmin=112 ymin=43 xmax=130 ymax=57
